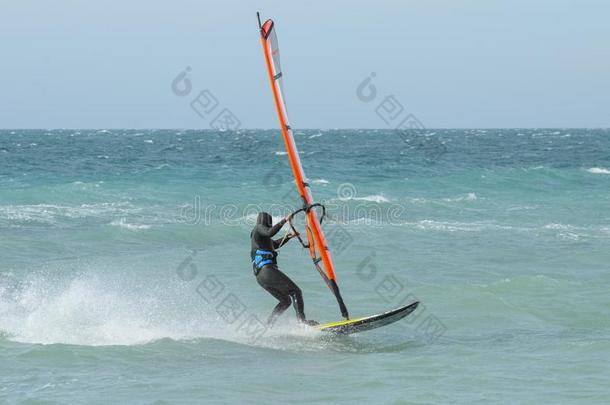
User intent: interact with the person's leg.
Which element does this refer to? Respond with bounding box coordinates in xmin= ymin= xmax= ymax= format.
xmin=268 ymin=291 xmax=292 ymax=325
xmin=287 ymin=284 xmax=305 ymax=321
xmin=256 ymin=266 xmax=293 ymax=323
xmin=256 ymin=265 xmax=307 ymax=322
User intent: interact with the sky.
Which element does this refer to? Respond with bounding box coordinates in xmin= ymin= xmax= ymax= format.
xmin=0 ymin=0 xmax=608 ymax=129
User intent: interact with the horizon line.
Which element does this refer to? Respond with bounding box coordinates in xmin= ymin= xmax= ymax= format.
xmin=1 ymin=127 xmax=609 ymax=131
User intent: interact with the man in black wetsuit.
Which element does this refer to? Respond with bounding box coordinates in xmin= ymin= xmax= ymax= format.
xmin=251 ymin=212 xmax=318 ymax=326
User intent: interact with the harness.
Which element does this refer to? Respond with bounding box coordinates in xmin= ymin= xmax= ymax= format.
xmin=252 ymin=249 xmax=277 ymax=275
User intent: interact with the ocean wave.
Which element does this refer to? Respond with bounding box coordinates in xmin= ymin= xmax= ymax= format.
xmin=70 ymin=180 xmax=105 ymax=189
xmin=311 ymin=179 xmax=329 ymax=185
xmin=542 ymin=223 xmax=590 ymax=241
xmin=354 ymin=195 xmax=391 ymax=203
xmin=543 ymin=223 xmax=574 ymax=230
xmin=587 ymin=167 xmax=610 ymax=174
xmin=392 ymin=194 xmax=477 ymax=205
xmin=110 ymin=218 xmax=151 ymax=231
xmin=506 ymin=205 xmax=538 ymax=211
xmin=478 ymin=274 xmax=586 ymax=298
xmin=334 ymin=195 xmax=391 ymax=203
xmin=442 ymin=193 xmax=477 ymax=202
xmin=408 ymin=220 xmax=501 ymax=233
xmin=0 ymin=202 xmax=138 ymax=225
xmin=398 ymin=220 xmax=610 ymax=240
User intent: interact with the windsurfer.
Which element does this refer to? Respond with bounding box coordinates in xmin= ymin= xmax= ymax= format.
xmin=251 ymin=211 xmax=319 ymax=326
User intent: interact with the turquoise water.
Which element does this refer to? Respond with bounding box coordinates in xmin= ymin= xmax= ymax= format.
xmin=1 ymin=129 xmax=609 ymax=404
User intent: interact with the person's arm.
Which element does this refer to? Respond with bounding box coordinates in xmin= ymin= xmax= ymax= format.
xmin=255 ymin=218 xmax=287 ymax=238
xmin=273 ymin=234 xmax=293 ymax=249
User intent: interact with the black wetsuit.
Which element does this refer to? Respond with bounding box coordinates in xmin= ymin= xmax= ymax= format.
xmin=250 ymin=212 xmax=305 ymax=324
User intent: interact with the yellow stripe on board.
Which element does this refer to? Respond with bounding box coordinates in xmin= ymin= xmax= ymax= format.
xmin=316 ymin=317 xmax=365 ymax=329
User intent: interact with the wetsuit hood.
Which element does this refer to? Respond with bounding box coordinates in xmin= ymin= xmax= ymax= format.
xmin=257 ymin=212 xmax=273 ymax=227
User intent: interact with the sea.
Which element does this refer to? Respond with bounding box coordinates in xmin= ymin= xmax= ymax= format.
xmin=1 ymin=129 xmax=609 ymax=404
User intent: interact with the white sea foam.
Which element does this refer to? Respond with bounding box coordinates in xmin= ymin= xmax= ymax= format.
xmin=110 ymin=218 xmax=151 ymax=230
xmin=0 ymin=271 xmax=321 ymax=348
xmin=557 ymin=232 xmax=580 ymax=241
xmin=311 ymin=179 xmax=329 ymax=185
xmin=336 ymin=195 xmax=390 ymax=203
xmin=355 ymin=195 xmax=390 ymax=203
xmin=413 ymin=220 xmax=484 ymax=232
xmin=274 ymin=151 xmax=287 ymax=156
xmin=402 ymin=220 xmax=520 ymax=233
xmin=443 ymin=193 xmax=477 ymax=202
xmin=587 ymin=167 xmax=610 ymax=174
xmin=506 ymin=205 xmax=537 ymax=211
xmin=543 ymin=223 xmax=573 ymax=230
xmin=71 ymin=181 xmax=104 ymax=189
xmin=0 ymin=203 xmax=138 ymax=225
xmin=0 ymin=273 xmax=208 ymax=346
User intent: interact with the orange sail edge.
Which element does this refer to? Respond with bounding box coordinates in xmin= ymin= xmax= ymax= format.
xmin=257 ymin=13 xmax=349 ymax=319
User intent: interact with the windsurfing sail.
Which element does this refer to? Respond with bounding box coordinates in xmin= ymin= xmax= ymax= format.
xmin=257 ymin=13 xmax=349 ymax=319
